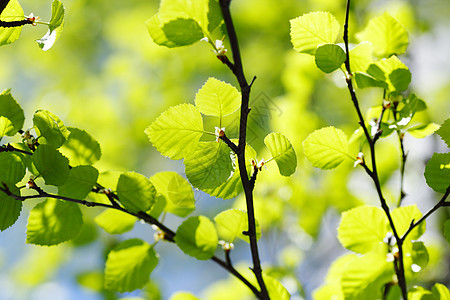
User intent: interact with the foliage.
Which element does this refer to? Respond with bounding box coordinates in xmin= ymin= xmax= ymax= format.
xmin=0 ymin=0 xmax=449 ymax=299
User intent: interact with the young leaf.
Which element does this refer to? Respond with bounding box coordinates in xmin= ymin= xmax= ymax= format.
xmin=104 ymin=239 xmax=158 ymax=292
xmin=315 ymin=44 xmax=346 ymax=73
xmin=407 ymin=123 xmax=440 ymax=139
xmin=341 ymin=252 xmax=393 ymax=300
xmin=357 ymin=12 xmax=408 ymax=58
xmin=354 ymin=72 xmax=387 ymax=89
xmin=408 ymin=286 xmax=433 ymax=299
xmin=184 ymin=141 xmax=233 ymax=189
xmin=116 ymin=172 xmax=156 ymax=213
xmin=424 ymin=153 xmax=450 ymax=193
xmin=391 ymin=205 xmax=425 ymax=240
xmin=94 ymin=209 xmax=137 ymax=235
xmin=214 ymin=209 xmax=261 ymax=243
xmin=303 ymin=126 xmax=352 ymax=170
xmin=58 ymin=165 xmax=99 ymax=199
xmin=264 ymin=275 xmax=290 ymax=300
xmin=338 ymin=206 xmax=388 ymax=254
xmin=32 ymin=144 xmax=70 ymax=186
xmin=290 ymin=11 xmax=340 ymax=54
xmin=432 ymin=283 xmax=450 ymax=299
xmin=33 ymin=110 xmax=70 ymax=148
xmin=348 ymin=42 xmax=373 ymax=73
xmin=0 ymin=0 xmax=24 ymax=46
xmin=194 ymin=77 xmax=241 ymax=118
xmin=175 ymin=216 xmax=218 ymax=260
xmin=264 ymin=132 xmax=297 ymax=176
xmin=397 ymin=94 xmax=427 ymax=127
xmin=36 ymin=0 xmax=65 ymax=51
xmin=150 ymin=171 xmax=195 ymax=217
xmin=0 ymin=89 xmax=24 ymax=138
xmin=435 ymin=118 xmax=450 ymax=147
xmin=367 ymin=56 xmax=411 ymax=92
xmin=170 ymin=292 xmax=201 ymax=300
xmin=145 ymin=104 xmax=204 ymax=160
xmin=59 ymin=127 xmax=101 ymax=166
xmin=0 ymin=152 xmax=26 ymax=184
xmin=161 ymin=18 xmax=204 ymax=46
xmin=410 ymin=241 xmax=429 ymax=271
xmin=26 ymin=198 xmax=83 ymax=246
xmin=0 ymin=184 xmax=22 ymax=231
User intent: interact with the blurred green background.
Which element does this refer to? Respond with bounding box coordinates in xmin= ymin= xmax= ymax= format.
xmin=0 ymin=0 xmax=449 ymax=299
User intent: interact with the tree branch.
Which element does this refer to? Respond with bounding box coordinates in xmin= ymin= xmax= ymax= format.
xmin=219 ymin=1 xmax=268 ymax=298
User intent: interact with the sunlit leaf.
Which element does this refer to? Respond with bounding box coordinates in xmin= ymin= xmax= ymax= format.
xmin=338 ymin=206 xmax=388 ymax=253
xmin=95 ymin=209 xmax=137 ymax=235
xmin=26 ymin=198 xmax=83 ymax=246
xmin=392 ymin=205 xmax=425 ymax=240
xmin=169 ymin=292 xmax=201 ymax=300
xmin=410 ymin=241 xmax=429 ymax=272
xmin=290 ymin=11 xmax=340 ymax=54
xmin=36 ymin=0 xmax=65 ymax=51
xmin=432 ymin=283 xmax=450 ymax=299
xmin=145 ymin=104 xmax=204 ymax=160
xmin=435 ymin=118 xmax=450 ymax=147
xmin=265 ymin=275 xmax=290 ymax=300
xmin=424 ymin=153 xmax=450 ymax=193
xmin=194 ymin=77 xmax=241 ymax=118
xmin=407 ymin=123 xmax=440 ymax=139
xmin=408 ymin=286 xmax=433 ymax=300
xmin=33 ymin=110 xmax=70 ymax=148
xmin=367 ymin=56 xmax=411 ymax=92
xmin=0 ymin=89 xmax=24 ymax=138
xmin=348 ymin=42 xmax=373 ymax=73
xmin=117 ymin=172 xmax=156 ymax=212
xmin=357 ymin=12 xmax=408 ymax=58
xmin=303 ymin=126 xmax=351 ymax=169
xmin=58 ymin=165 xmax=99 ymax=199
xmin=354 ymin=72 xmax=387 ymax=89
xmin=150 ymin=171 xmax=195 ymax=217
xmin=175 ymin=216 xmax=218 ymax=260
xmin=104 ymin=239 xmax=158 ymax=292
xmin=59 ymin=127 xmax=101 ymax=166
xmin=184 ymin=141 xmax=233 ymax=189
xmin=0 ymin=184 xmax=21 ymax=231
xmin=314 ymin=44 xmax=346 ymax=73
xmin=32 ymin=144 xmax=70 ymax=186
xmin=264 ymin=132 xmax=297 ymax=176
xmin=396 ymin=94 xmax=427 ymax=128
xmin=0 ymin=0 xmax=24 ymax=46
xmin=214 ymin=209 xmax=260 ymax=243
xmin=0 ymin=152 xmax=25 ymax=184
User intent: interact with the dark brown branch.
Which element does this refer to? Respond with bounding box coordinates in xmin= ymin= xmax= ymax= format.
xmin=220 ymin=134 xmax=239 ymax=154
xmin=0 ymin=144 xmax=33 ymax=155
xmin=219 ymin=1 xmax=268 ymax=298
xmin=0 ymin=19 xmax=33 ymax=27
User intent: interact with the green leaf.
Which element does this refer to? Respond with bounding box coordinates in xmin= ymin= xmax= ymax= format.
xmin=184 ymin=141 xmax=233 ymax=189
xmin=432 ymin=283 xmax=450 ymax=299
xmin=392 ymin=205 xmax=425 ymax=240
xmin=367 ymin=56 xmax=411 ymax=92
xmin=264 ymin=132 xmax=297 ymax=176
xmin=357 ymin=12 xmax=408 ymax=58
xmin=265 ymin=275 xmax=290 ymax=300
xmin=214 ymin=209 xmax=260 ymax=243
xmin=0 ymin=0 xmax=24 ymax=46
xmin=303 ymin=126 xmax=351 ymax=169
xmin=408 ymin=123 xmax=440 ymax=139
xmin=161 ymin=18 xmax=203 ymax=46
xmin=341 ymin=252 xmax=393 ymax=300
xmin=397 ymin=94 xmax=427 ymax=128
xmin=170 ymin=292 xmax=200 ymax=300
xmin=314 ymin=44 xmax=346 ymax=73
xmin=338 ymin=206 xmax=388 ymax=254
xmin=104 ymin=239 xmax=158 ymax=292
xmin=203 ymin=142 xmax=256 ymax=200
xmin=0 ymin=89 xmax=24 ymax=138
xmin=348 ymin=42 xmax=373 ymax=73
xmin=59 ymin=127 xmax=101 ymax=166
xmin=290 ymin=11 xmax=340 ymax=54
xmin=411 ymin=241 xmax=429 ymax=272
xmin=116 ymin=172 xmax=156 ymax=212
xmin=175 ymin=216 xmax=218 ymax=260
xmin=445 ymin=220 xmax=450 ymax=243
xmin=26 ymin=198 xmax=83 ymax=246
xmin=32 ymin=144 xmax=70 ymax=186
xmin=36 ymin=0 xmax=65 ymax=51
xmin=408 ymin=286 xmax=434 ymax=300
xmin=0 ymin=152 xmax=26 ymax=184
xmin=0 ymin=184 xmax=22 ymax=231
xmin=150 ymin=171 xmax=195 ymax=217
xmin=145 ymin=104 xmax=204 ymax=160
xmin=354 ymin=72 xmax=387 ymax=89
xmin=436 ymin=118 xmax=450 ymax=147
xmin=33 ymin=110 xmax=70 ymax=148
xmin=58 ymin=165 xmax=99 ymax=199
xmin=94 ymin=209 xmax=137 ymax=235
xmin=194 ymin=77 xmax=241 ymax=118
xmin=424 ymin=153 xmax=450 ymax=193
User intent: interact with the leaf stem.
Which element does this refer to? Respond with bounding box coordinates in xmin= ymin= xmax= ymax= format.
xmin=219 ymin=1 xmax=269 ymax=299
